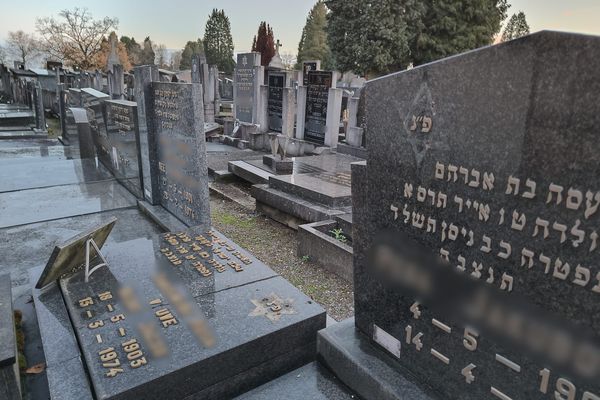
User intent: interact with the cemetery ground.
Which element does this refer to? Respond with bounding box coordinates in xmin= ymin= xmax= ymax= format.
xmin=210 ymin=195 xmax=354 ymax=321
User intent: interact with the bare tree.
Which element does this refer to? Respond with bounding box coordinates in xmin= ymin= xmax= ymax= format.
xmin=6 ymin=30 xmax=40 ymax=65
xmin=36 ymin=8 xmax=118 ymax=69
xmin=280 ymin=52 xmax=296 ymax=70
xmin=0 ymin=45 xmax=6 ymax=64
xmin=170 ymin=50 xmax=182 ymax=71
xmin=154 ymin=43 xmax=168 ymax=68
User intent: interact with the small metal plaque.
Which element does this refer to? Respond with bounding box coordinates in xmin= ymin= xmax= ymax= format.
xmin=373 ymin=324 xmax=401 ymax=359
xmin=35 ymin=217 xmax=117 ymax=289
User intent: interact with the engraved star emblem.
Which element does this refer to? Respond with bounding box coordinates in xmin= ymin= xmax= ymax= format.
xmin=249 ymin=293 xmax=296 ymax=321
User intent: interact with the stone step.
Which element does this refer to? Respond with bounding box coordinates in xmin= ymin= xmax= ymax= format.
xmin=251 ymin=184 xmax=348 ymax=230
xmin=235 ymin=362 xmax=357 ymax=400
xmin=268 ymin=174 xmax=352 ymax=208
xmin=317 ymin=318 xmax=437 ymax=400
xmin=228 ymin=160 xmax=273 ymax=185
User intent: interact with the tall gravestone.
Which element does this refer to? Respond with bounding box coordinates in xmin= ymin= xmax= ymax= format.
xmin=104 ymin=100 xmax=144 ymax=198
xmin=134 ymin=65 xmax=161 ymax=205
xmin=234 ymin=52 xmax=261 ymax=124
xmin=149 ymin=81 xmax=210 ymax=228
xmin=301 ymin=70 xmax=342 ymax=147
xmin=267 ymin=71 xmax=286 ymax=132
xmin=327 ymin=31 xmax=600 ymax=400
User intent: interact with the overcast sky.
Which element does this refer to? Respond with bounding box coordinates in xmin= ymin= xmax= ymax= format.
xmin=0 ymin=0 xmax=599 ymax=55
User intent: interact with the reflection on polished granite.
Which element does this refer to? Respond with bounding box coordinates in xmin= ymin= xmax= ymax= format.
xmin=0 ymin=208 xmax=163 ymax=300
xmin=0 ymin=180 xmax=137 ymax=229
xmin=0 ymin=158 xmax=113 ymax=192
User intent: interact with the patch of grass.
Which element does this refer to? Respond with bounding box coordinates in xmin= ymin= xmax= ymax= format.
xmin=212 ymin=210 xmax=256 ymax=229
xmin=46 ymin=117 xmax=61 ymax=139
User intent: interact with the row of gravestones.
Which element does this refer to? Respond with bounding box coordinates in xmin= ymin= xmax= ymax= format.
xmin=59 ymin=63 xmax=210 ymax=229
xmin=232 ymin=52 xmax=364 ymax=152
xmin=46 ymin=31 xmax=600 ymax=400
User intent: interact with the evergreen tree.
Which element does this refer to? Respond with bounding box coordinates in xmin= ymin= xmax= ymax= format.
xmin=411 ymin=0 xmax=509 ymax=66
xmin=180 ymin=39 xmax=205 ymax=70
xmin=139 ymin=36 xmax=155 ymax=65
xmin=251 ymin=22 xmax=276 ymax=66
xmin=203 ymin=9 xmax=235 ymax=74
xmin=326 ymin=0 xmax=415 ymax=77
xmin=501 ymin=11 xmax=530 ymax=42
xmin=120 ymin=36 xmax=142 ymax=65
xmin=296 ymin=1 xmax=333 ymax=69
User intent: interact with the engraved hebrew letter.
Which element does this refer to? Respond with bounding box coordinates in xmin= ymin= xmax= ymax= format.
xmin=584 ymin=191 xmax=600 ymax=219
xmin=403 ymin=183 xmax=413 ymax=199
xmin=546 ymin=183 xmax=564 ymax=205
xmin=427 ymin=217 xmax=437 ymax=233
xmin=573 ymin=265 xmax=591 ymax=287
xmin=428 ymin=189 xmax=436 ymax=205
xmin=552 ymin=221 xmax=567 ymax=243
xmin=466 ymin=231 xmax=474 ymax=247
xmin=570 ymin=219 xmax=585 ymax=248
xmin=465 ymin=199 xmax=472 ymax=209
xmin=500 ymin=273 xmax=514 ymax=292
xmin=498 ymin=208 xmax=505 ymax=225
xmin=539 ymin=253 xmax=552 ymax=274
xmin=552 ymin=259 xmax=570 ymax=281
xmin=421 ymin=116 xmax=432 ymax=133
xmin=457 ymin=255 xmax=466 ymax=272
xmin=417 ymin=186 xmax=427 ymax=202
xmin=482 ymin=172 xmax=495 ymax=191
xmin=486 ymin=268 xmax=495 ymax=284
xmin=454 ymin=195 xmax=464 ymax=213
xmin=440 ymin=248 xmax=450 ymax=261
xmin=511 ymin=210 xmax=526 ymax=231
xmin=448 ymin=224 xmax=459 ymax=241
xmin=480 ymin=235 xmax=491 ymax=253
xmin=459 ymin=166 xmax=469 ymax=184
xmin=403 ymin=204 xmax=410 ymax=224
xmin=590 ymin=231 xmax=598 ymax=253
xmin=435 ymin=162 xmax=445 ymax=180
xmin=506 ymin=176 xmax=520 ymax=195
xmin=521 ymin=248 xmax=534 ymax=269
xmin=478 ymin=204 xmax=490 ymax=222
xmin=441 ymin=221 xmax=447 ymax=242
xmin=412 ymin=212 xmax=425 ymax=229
xmin=471 ymin=262 xmax=483 ymax=279
xmin=409 ymin=115 xmax=417 ymax=131
xmin=498 ymin=241 xmax=512 ymax=259
xmin=522 ymin=179 xmax=536 ymax=199
xmin=566 ymin=188 xmax=583 ymax=210
xmin=437 ymin=193 xmax=447 ymax=209
xmin=533 ymin=218 xmax=550 ymax=239
xmin=469 ymin=169 xmax=480 ymax=188
xmin=447 ymin=165 xmax=458 ymax=182
xmin=390 ymin=204 xmax=399 ymax=220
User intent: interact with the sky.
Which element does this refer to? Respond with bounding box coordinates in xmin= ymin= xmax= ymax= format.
xmin=0 ymin=0 xmax=599 ymax=57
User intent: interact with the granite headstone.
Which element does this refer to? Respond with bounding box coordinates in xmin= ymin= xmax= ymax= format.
xmin=149 ymin=82 xmax=210 ymax=228
xmin=354 ymin=31 xmax=600 ymax=399
xmin=304 ymin=71 xmax=333 ymax=145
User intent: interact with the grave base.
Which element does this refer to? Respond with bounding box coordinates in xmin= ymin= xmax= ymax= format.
xmin=317 ymin=318 xmax=438 ymax=400
xmin=262 ymin=154 xmax=293 ymax=174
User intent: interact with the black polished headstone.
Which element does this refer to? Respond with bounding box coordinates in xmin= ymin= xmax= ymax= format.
xmin=302 ymin=61 xmax=319 ymax=87
xmin=104 ymin=100 xmax=144 ymax=198
xmin=304 ymin=71 xmax=332 ymax=145
xmin=58 ymin=228 xmax=325 ymax=400
xmin=267 ymin=71 xmax=285 ymax=132
xmin=356 ymin=31 xmax=600 ymax=399
xmin=134 ymin=65 xmax=160 ymax=205
xmin=149 ymin=82 xmax=210 ymax=228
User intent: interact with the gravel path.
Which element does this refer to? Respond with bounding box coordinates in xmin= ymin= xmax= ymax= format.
xmin=210 ymin=196 xmax=354 ymax=321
